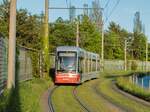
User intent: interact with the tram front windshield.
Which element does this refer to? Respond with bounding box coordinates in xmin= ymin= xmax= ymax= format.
xmin=57 ymin=52 xmax=76 ymax=72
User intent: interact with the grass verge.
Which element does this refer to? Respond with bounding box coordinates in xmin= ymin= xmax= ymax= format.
xmin=77 ymin=80 xmax=122 ymax=112
xmin=97 ymin=72 xmax=150 ymax=112
xmin=116 ymin=76 xmax=150 ymax=102
xmin=52 ymin=86 xmax=82 ymax=112
xmin=0 ymin=78 xmax=52 ymax=112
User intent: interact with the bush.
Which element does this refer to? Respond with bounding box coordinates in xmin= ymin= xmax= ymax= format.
xmin=0 ymin=78 xmax=52 ymax=112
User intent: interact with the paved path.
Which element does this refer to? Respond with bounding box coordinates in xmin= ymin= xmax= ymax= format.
xmin=41 ymin=88 xmax=50 ymax=112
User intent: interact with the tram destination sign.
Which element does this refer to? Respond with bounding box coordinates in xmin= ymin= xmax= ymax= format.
xmin=59 ymin=53 xmax=75 ymax=57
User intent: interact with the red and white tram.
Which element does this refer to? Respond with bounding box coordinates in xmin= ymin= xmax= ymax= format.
xmin=55 ymin=46 xmax=100 ymax=84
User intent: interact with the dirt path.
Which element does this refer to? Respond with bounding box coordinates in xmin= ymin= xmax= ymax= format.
xmin=41 ymin=88 xmax=51 ymax=112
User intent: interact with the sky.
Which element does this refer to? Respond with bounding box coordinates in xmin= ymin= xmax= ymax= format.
xmin=0 ymin=0 xmax=150 ymax=40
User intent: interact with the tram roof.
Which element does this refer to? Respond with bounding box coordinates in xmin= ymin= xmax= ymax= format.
xmin=56 ymin=46 xmax=99 ymax=57
xmin=57 ymin=46 xmax=82 ymax=52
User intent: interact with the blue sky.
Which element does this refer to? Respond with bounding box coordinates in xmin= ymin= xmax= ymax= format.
xmin=1 ymin=0 xmax=150 ymax=40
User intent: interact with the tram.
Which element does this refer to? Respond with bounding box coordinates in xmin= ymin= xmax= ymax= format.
xmin=55 ymin=46 xmax=100 ymax=84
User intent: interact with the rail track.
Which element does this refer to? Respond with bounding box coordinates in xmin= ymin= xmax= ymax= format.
xmin=48 ymin=85 xmax=58 ymax=112
xmin=47 ymin=81 xmax=126 ymax=112
xmin=72 ymin=85 xmax=93 ymax=112
xmin=92 ymin=81 xmax=127 ymax=112
xmin=91 ymin=80 xmax=130 ymax=112
xmin=48 ymin=84 xmax=92 ymax=112
xmin=47 ymin=78 xmax=150 ymax=112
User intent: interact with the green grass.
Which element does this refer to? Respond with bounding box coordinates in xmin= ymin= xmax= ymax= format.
xmin=52 ymin=81 xmax=122 ymax=112
xmin=77 ymin=80 xmax=122 ymax=112
xmin=97 ymin=72 xmax=150 ymax=112
xmin=52 ymin=86 xmax=83 ymax=112
xmin=116 ymin=76 xmax=150 ymax=101
xmin=0 ymin=78 xmax=52 ymax=112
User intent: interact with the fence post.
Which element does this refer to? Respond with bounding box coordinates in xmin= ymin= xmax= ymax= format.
xmin=141 ymin=78 xmax=144 ymax=88
xmin=146 ymin=40 xmax=148 ymax=71
xmin=124 ymin=39 xmax=127 ymax=71
xmin=149 ymin=80 xmax=150 ymax=90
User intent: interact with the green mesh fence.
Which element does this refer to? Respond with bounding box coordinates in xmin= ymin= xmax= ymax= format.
xmin=17 ymin=47 xmax=33 ymax=81
xmin=104 ymin=59 xmax=150 ymax=72
xmin=0 ymin=36 xmax=8 ymax=95
xmin=39 ymin=52 xmax=55 ymax=77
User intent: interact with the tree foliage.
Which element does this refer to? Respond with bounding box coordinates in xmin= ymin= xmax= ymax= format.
xmin=79 ymin=15 xmax=101 ymax=53
xmin=0 ymin=0 xmax=148 ymax=61
xmin=0 ymin=0 xmax=9 ymax=37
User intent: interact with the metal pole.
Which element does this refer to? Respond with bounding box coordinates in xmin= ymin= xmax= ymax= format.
xmin=43 ymin=0 xmax=50 ymax=74
xmin=149 ymin=80 xmax=150 ymax=90
xmin=101 ymin=21 xmax=104 ymax=71
xmin=76 ymin=21 xmax=79 ymax=47
xmin=7 ymin=0 xmax=17 ymax=89
xmin=100 ymin=4 xmax=104 ymax=71
xmin=146 ymin=39 xmax=148 ymax=71
xmin=141 ymin=78 xmax=144 ymax=88
xmin=124 ymin=39 xmax=127 ymax=71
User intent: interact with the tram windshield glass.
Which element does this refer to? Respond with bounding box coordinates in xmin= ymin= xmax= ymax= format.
xmin=57 ymin=52 xmax=77 ymax=72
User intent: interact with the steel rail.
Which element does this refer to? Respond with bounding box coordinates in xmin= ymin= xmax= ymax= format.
xmin=72 ymin=86 xmax=92 ymax=112
xmin=48 ymin=85 xmax=58 ymax=112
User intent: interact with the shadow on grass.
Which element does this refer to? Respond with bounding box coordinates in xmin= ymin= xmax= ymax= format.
xmin=4 ymin=49 xmax=21 ymax=112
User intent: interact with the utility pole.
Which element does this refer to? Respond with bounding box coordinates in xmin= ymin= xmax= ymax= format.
xmin=146 ymin=39 xmax=148 ymax=71
xmin=76 ymin=21 xmax=79 ymax=47
xmin=101 ymin=21 xmax=104 ymax=71
xmin=7 ymin=0 xmax=17 ymax=89
xmin=43 ymin=0 xmax=50 ymax=75
xmin=124 ymin=39 xmax=127 ymax=71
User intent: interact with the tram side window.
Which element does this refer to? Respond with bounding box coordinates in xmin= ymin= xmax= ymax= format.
xmin=79 ymin=58 xmax=84 ymax=73
xmin=87 ymin=58 xmax=89 ymax=73
xmin=89 ymin=58 xmax=92 ymax=72
xmin=90 ymin=58 xmax=91 ymax=72
xmin=92 ymin=59 xmax=96 ymax=72
xmin=85 ymin=58 xmax=88 ymax=73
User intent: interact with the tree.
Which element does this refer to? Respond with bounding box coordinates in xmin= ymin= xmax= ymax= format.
xmin=49 ymin=17 xmax=76 ymax=52
xmin=90 ymin=0 xmax=102 ymax=31
xmin=69 ymin=6 xmax=76 ymax=22
xmin=49 ymin=16 xmax=101 ymax=54
xmin=83 ymin=4 xmax=88 ymax=16
xmin=79 ymin=15 xmax=101 ymax=54
xmin=133 ymin=12 xmax=142 ymax=33
xmin=132 ymin=11 xmax=147 ymax=60
xmin=0 ymin=0 xmax=10 ymax=37
xmin=16 ymin=9 xmax=41 ymax=49
xmin=104 ymin=22 xmax=124 ymax=59
xmin=132 ymin=32 xmax=146 ymax=60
